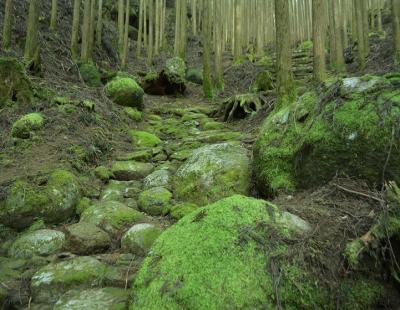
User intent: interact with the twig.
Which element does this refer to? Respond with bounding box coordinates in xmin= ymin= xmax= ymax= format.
xmin=124 ymin=258 xmax=135 ymax=289
xmin=332 ymin=183 xmax=384 ymax=203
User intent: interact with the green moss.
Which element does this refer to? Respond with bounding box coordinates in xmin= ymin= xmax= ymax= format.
xmin=124 ymin=107 xmax=143 ymax=122
xmin=138 ymin=187 xmax=173 ymax=216
xmin=164 ymin=57 xmax=186 ymax=84
xmin=131 ymin=195 xmax=327 ymax=309
xmin=185 ymin=68 xmax=203 ymax=85
xmin=169 ymin=203 xmax=199 ymax=220
xmin=343 ymin=239 xmax=365 ymax=268
xmin=79 ymin=63 xmax=102 ymax=87
xmin=252 ymin=71 xmax=274 ymax=92
xmin=94 ymin=166 xmax=113 ymax=182
xmin=122 ymin=224 xmax=162 ymax=255
xmin=298 ymin=40 xmax=313 ymax=50
xmin=76 ymin=197 xmax=91 ymax=215
xmin=144 ymin=70 xmax=159 ymax=82
xmin=105 ymin=77 xmax=144 ymax=109
xmin=340 ymin=278 xmax=385 ymax=310
xmin=128 ymin=130 xmax=161 ymax=148
xmin=11 ymin=113 xmax=44 ymax=139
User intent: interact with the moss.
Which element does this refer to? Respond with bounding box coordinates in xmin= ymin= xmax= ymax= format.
xmin=11 ymin=112 xmax=44 ymax=139
xmin=252 ymin=71 xmax=274 ymax=92
xmin=76 ymin=197 xmax=91 ymax=215
xmin=79 ymin=62 xmax=102 ymax=87
xmin=105 ymin=77 xmax=144 ymax=109
xmin=185 ymin=68 xmax=203 ymax=85
xmin=144 ymin=70 xmax=159 ymax=82
xmin=124 ymin=107 xmax=143 ymax=122
xmin=94 ymin=166 xmax=113 ymax=182
xmin=131 ymin=195 xmax=328 ymax=309
xmin=128 ymin=130 xmax=161 ymax=148
xmin=164 ymin=57 xmax=186 ymax=84
xmin=169 ymin=203 xmax=199 ymax=220
xmin=138 ymin=187 xmax=173 ymax=216
xmin=52 ymin=96 xmax=79 ymax=106
xmin=0 ymin=57 xmax=33 ymax=105
xmin=343 ymin=239 xmax=365 ymax=268
xmin=298 ymin=40 xmax=313 ymax=50
xmin=340 ymin=278 xmax=385 ymax=310
xmin=121 ymin=224 xmax=162 ymax=255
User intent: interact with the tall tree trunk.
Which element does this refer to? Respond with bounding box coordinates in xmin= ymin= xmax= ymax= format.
xmin=312 ymin=0 xmax=326 ymax=81
xmin=122 ymin=0 xmax=130 ymax=68
xmin=214 ymin=0 xmax=224 ymax=90
xmin=2 ymin=0 xmax=13 ymax=50
xmin=118 ymin=0 xmax=125 ymax=58
xmin=393 ymin=0 xmax=400 ymax=64
xmin=88 ymin=0 xmax=96 ymax=59
xmin=202 ymin=0 xmax=212 ymax=98
xmin=174 ymin=0 xmax=181 ymax=56
xmin=136 ymin=0 xmax=144 ymax=57
xmin=71 ymin=0 xmax=81 ymax=60
xmin=361 ymin=0 xmax=370 ymax=55
xmin=24 ymin=0 xmax=41 ymax=62
xmin=81 ymin=0 xmax=91 ymax=62
xmin=355 ymin=0 xmax=366 ymax=72
xmin=50 ymin=0 xmax=58 ymax=31
xmin=332 ymin=0 xmax=345 ymax=72
xmin=275 ymin=0 xmax=294 ymax=105
xmin=147 ymin=0 xmax=154 ymax=66
xmin=96 ymin=0 xmax=103 ymax=46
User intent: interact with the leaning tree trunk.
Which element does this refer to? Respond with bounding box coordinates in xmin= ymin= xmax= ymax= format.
xmin=2 ymin=0 xmax=13 ymax=50
xmin=24 ymin=0 xmax=41 ymax=63
xmin=275 ymin=0 xmax=294 ymax=105
xmin=312 ymin=0 xmax=326 ymax=82
xmin=71 ymin=0 xmax=81 ymax=60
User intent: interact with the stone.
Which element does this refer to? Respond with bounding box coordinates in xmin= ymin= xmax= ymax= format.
xmin=116 ymin=149 xmax=153 ymax=162
xmin=9 ymin=229 xmax=65 ymax=259
xmin=11 ymin=113 xmax=44 ymax=138
xmin=94 ymin=166 xmax=113 ymax=182
xmin=128 ymin=130 xmax=162 ymax=148
xmin=1 ymin=170 xmax=80 ymax=229
xmin=111 ymin=161 xmax=154 ymax=181
xmin=31 ymin=256 xmax=108 ymax=304
xmin=100 ymin=180 xmax=142 ymax=201
xmin=80 ymin=200 xmax=144 ymax=236
xmin=138 ymin=187 xmax=172 ymax=216
xmin=54 ymin=288 xmax=129 ymax=310
xmin=169 ymin=203 xmax=199 ymax=220
xmin=104 ymin=77 xmax=144 ymax=109
xmin=121 ymin=223 xmax=162 ymax=255
xmin=174 ymin=143 xmax=251 ymax=206
xmin=143 ymin=169 xmax=171 ymax=189
xmin=64 ymin=223 xmax=111 ymax=255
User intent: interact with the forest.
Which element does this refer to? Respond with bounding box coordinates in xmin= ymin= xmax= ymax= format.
xmin=0 ymin=0 xmax=400 ymax=309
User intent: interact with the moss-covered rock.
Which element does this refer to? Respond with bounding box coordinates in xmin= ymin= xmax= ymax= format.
xmin=105 ymin=77 xmax=144 ymax=109
xmin=169 ymin=202 xmax=199 ymax=220
xmin=130 ymin=195 xmax=328 ymax=309
xmin=1 ymin=170 xmax=80 ymax=229
xmin=128 ymin=130 xmax=161 ymax=148
xmin=79 ymin=63 xmax=102 ymax=87
xmin=174 ymin=143 xmax=250 ymax=206
xmin=138 ymin=187 xmax=172 ymax=216
xmin=80 ymin=200 xmax=144 ymax=236
xmin=31 ymin=256 xmax=108 ymax=304
xmin=124 ymin=107 xmax=143 ymax=122
xmin=116 ymin=149 xmax=153 ymax=162
xmin=94 ymin=166 xmax=113 ymax=182
xmin=111 ymin=161 xmax=154 ymax=181
xmin=164 ymin=57 xmax=186 ymax=84
xmin=143 ymin=169 xmax=171 ymax=189
xmin=121 ymin=223 xmax=162 ymax=255
xmin=54 ymin=287 xmax=129 ymax=310
xmin=100 ymin=180 xmax=142 ymax=201
xmin=185 ymin=68 xmax=203 ymax=85
xmin=0 ymin=57 xmax=33 ymax=106
xmin=11 ymin=112 xmax=44 ymax=139
xmin=254 ymin=78 xmax=400 ymax=196
xmin=64 ymin=222 xmax=111 ymax=255
xmin=9 ymin=229 xmax=65 ymax=258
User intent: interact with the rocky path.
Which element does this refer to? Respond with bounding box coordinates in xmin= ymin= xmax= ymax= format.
xmin=0 ymin=95 xmax=254 ymax=309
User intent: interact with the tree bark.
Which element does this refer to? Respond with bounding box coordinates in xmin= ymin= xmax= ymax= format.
xmin=50 ymin=0 xmax=58 ymax=31
xmin=355 ymin=0 xmax=366 ymax=72
xmin=393 ymin=0 xmax=400 ymax=64
xmin=80 ymin=0 xmax=91 ymax=62
xmin=71 ymin=0 xmax=81 ymax=60
xmin=2 ymin=0 xmax=13 ymax=50
xmin=202 ymin=0 xmax=212 ymax=98
xmin=96 ymin=0 xmax=103 ymax=46
xmin=312 ymin=0 xmax=326 ymax=81
xmin=122 ymin=0 xmax=130 ymax=68
xmin=118 ymin=0 xmax=125 ymax=58
xmin=24 ymin=0 xmax=41 ymax=62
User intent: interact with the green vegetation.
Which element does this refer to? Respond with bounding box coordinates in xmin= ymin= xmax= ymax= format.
xmin=11 ymin=112 xmax=44 ymax=138
xmin=105 ymin=77 xmax=144 ymax=109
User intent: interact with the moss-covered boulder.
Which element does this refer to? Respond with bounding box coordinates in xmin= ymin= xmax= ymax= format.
xmin=31 ymin=256 xmax=108 ymax=304
xmin=11 ymin=112 xmax=44 ymax=138
xmin=94 ymin=166 xmax=113 ymax=182
xmin=143 ymin=169 xmax=171 ymax=189
xmin=105 ymin=77 xmax=144 ymax=109
xmin=1 ymin=170 xmax=80 ymax=229
xmin=124 ymin=107 xmax=143 ymax=122
xmin=138 ymin=187 xmax=172 ymax=216
xmin=9 ymin=229 xmax=65 ymax=258
xmin=80 ymin=200 xmax=144 ymax=236
xmin=185 ymin=68 xmax=203 ymax=85
xmin=169 ymin=202 xmax=199 ymax=220
xmin=130 ymin=195 xmax=326 ymax=309
xmin=143 ymin=57 xmax=186 ymax=95
xmin=121 ymin=223 xmax=162 ymax=255
xmin=174 ymin=143 xmax=250 ymax=206
xmin=100 ymin=180 xmax=142 ymax=201
xmin=128 ymin=130 xmax=162 ymax=148
xmin=54 ymin=287 xmax=129 ymax=310
xmin=111 ymin=161 xmax=154 ymax=181
xmin=0 ymin=57 xmax=33 ymax=107
xmin=64 ymin=222 xmax=111 ymax=255
xmin=254 ymin=77 xmax=400 ymax=196
xmin=79 ymin=63 xmax=102 ymax=87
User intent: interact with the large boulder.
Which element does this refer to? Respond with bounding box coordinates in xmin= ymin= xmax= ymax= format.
xmin=104 ymin=76 xmax=144 ymax=109
xmin=80 ymin=200 xmax=144 ymax=236
xmin=11 ymin=112 xmax=44 ymax=138
xmin=121 ymin=223 xmax=162 ymax=255
xmin=173 ymin=143 xmax=251 ymax=206
xmin=111 ymin=161 xmax=154 ymax=181
xmin=130 ymin=195 xmax=325 ymax=309
xmin=138 ymin=187 xmax=172 ymax=216
xmin=143 ymin=169 xmax=171 ymax=189
xmin=54 ymin=288 xmax=129 ymax=310
xmin=143 ymin=57 xmax=186 ymax=95
xmin=9 ymin=229 xmax=65 ymax=258
xmin=0 ymin=170 xmax=80 ymax=229
xmin=31 ymin=256 xmax=108 ymax=304
xmin=254 ymin=76 xmax=400 ymax=196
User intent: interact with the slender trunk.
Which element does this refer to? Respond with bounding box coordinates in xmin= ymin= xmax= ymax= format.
xmin=88 ymin=0 xmax=96 ymax=59
xmin=122 ymin=0 xmax=130 ymax=68
xmin=174 ymin=0 xmax=181 ymax=56
xmin=118 ymin=0 xmax=125 ymax=58
xmin=24 ymin=0 xmax=41 ymax=62
xmin=333 ymin=0 xmax=345 ymax=72
xmin=96 ymin=0 xmax=103 ymax=46
xmin=81 ymin=0 xmax=91 ymax=62
xmin=313 ymin=0 xmax=326 ymax=81
xmin=361 ymin=0 xmax=370 ymax=55
xmin=50 ymin=0 xmax=58 ymax=31
xmin=2 ymin=0 xmax=13 ymax=50
xmin=136 ymin=0 xmax=144 ymax=57
xmin=192 ymin=0 xmax=197 ymax=36
xmin=355 ymin=0 xmax=366 ymax=72
xmin=275 ymin=0 xmax=294 ymax=105
xmin=71 ymin=0 xmax=81 ymax=60
xmin=147 ymin=0 xmax=154 ymax=66
xmin=214 ymin=0 xmax=224 ymax=90
xmin=202 ymin=0 xmax=212 ymax=98
xmin=393 ymin=0 xmax=400 ymax=64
